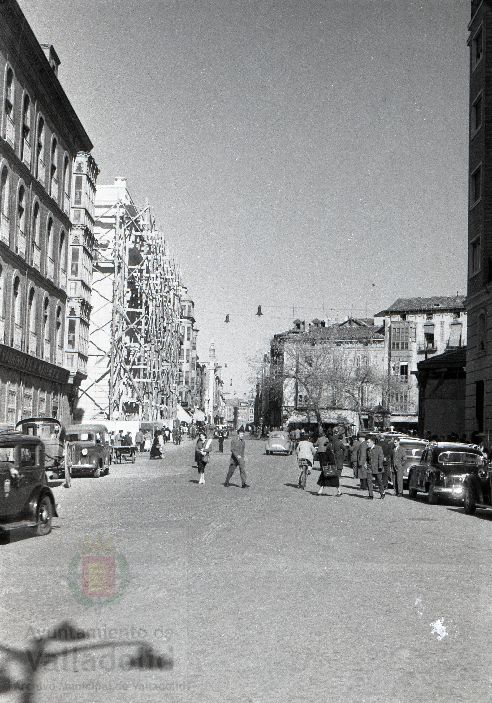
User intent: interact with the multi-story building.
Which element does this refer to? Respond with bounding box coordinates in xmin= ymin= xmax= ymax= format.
xmin=66 ymin=152 xmax=98 ymax=394
xmin=375 ymin=296 xmax=466 ymax=429
xmin=268 ymin=317 xmax=385 ymax=430
xmin=0 ymin=1 xmax=93 ymax=423
xmin=465 ymin=1 xmax=492 ymax=437
xmin=178 ymin=288 xmax=199 ymax=411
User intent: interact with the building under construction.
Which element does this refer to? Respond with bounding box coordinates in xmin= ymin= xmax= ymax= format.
xmin=78 ymin=177 xmax=183 ymax=423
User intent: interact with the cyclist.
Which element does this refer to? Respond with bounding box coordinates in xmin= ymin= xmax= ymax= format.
xmin=296 ymin=436 xmax=316 ymax=489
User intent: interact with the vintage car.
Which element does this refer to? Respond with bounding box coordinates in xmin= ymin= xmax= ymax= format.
xmin=461 ymin=462 xmax=492 ymax=515
xmin=0 ymin=432 xmax=57 ymax=537
xmin=407 ymin=442 xmax=485 ymax=504
xmin=15 ymin=417 xmax=65 ymax=478
xmin=380 ymin=436 xmax=427 ymax=488
xmin=65 ymin=424 xmax=111 ymax=478
xmin=265 ymin=431 xmax=293 ymax=455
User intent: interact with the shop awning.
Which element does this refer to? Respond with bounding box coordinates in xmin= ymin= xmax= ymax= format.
xmin=177 ymin=405 xmax=192 ymax=423
xmin=192 ymin=409 xmax=206 ymax=422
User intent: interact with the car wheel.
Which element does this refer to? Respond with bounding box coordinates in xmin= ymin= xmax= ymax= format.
xmin=463 ymin=485 xmax=476 ymax=515
xmin=266 ymin=450 xmax=270 ymax=455
xmin=35 ymin=495 xmax=53 ymax=536
xmin=94 ymin=464 xmax=101 ymax=478
xmin=408 ymin=472 xmax=417 ymax=499
xmin=428 ymin=481 xmax=439 ymax=505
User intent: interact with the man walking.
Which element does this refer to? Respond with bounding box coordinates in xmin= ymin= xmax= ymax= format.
xmin=315 ymin=428 xmax=330 ymax=473
xmin=224 ymin=428 xmax=249 ymax=488
xmin=218 ymin=429 xmax=225 ymax=453
xmin=350 ymin=436 xmax=360 ymax=479
xmin=391 ymin=437 xmax=406 ymax=497
xmin=365 ymin=437 xmax=385 ymax=500
xmin=357 ymin=436 xmax=368 ymax=490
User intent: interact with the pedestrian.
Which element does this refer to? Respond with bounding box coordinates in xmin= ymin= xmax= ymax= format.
xmin=123 ymin=431 xmax=132 ymax=446
xmin=296 ymin=435 xmax=316 ymax=489
xmin=350 ymin=436 xmax=360 ymax=479
xmin=150 ymin=431 xmax=163 ymax=459
xmin=218 ymin=430 xmax=225 ymax=453
xmin=333 ymin=432 xmax=345 ymax=489
xmin=315 ymin=428 xmax=330 ymax=474
xmin=316 ymin=437 xmax=341 ymax=496
xmin=357 ymin=436 xmax=368 ymax=490
xmin=195 ymin=432 xmax=209 ymax=485
xmin=365 ymin=437 xmax=385 ymax=500
xmin=224 ymin=428 xmax=249 ymax=488
xmin=135 ymin=429 xmax=145 ymax=452
xmin=391 ymin=437 xmax=406 ymax=497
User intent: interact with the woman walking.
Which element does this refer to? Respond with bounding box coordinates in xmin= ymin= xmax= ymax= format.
xmin=195 ymin=432 xmax=209 ymax=485
xmin=150 ymin=430 xmax=163 ymax=459
xmin=317 ymin=436 xmax=342 ymax=496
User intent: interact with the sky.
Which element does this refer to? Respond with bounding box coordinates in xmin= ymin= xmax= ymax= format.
xmin=22 ymin=0 xmax=470 ymax=395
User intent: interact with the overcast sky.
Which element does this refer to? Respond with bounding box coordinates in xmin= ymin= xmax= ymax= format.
xmin=22 ymin=0 xmax=469 ymax=394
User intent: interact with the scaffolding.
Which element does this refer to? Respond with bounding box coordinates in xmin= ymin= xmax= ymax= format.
xmin=81 ymin=194 xmax=182 ymax=422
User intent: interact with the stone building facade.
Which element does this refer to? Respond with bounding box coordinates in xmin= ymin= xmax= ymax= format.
xmin=178 ymin=288 xmax=199 ymax=411
xmin=465 ymin=0 xmax=492 ymax=437
xmin=0 ymin=1 xmax=93 ymax=424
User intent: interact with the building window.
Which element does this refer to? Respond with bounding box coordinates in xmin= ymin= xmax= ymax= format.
xmin=472 ymin=93 xmax=483 ymax=133
xmin=3 ymin=66 xmax=15 ymax=145
xmin=74 ymin=175 xmax=83 ymax=205
xmin=424 ymin=331 xmax=435 ymax=350
xmin=35 ymin=116 xmax=45 ymax=181
xmin=0 ymin=165 xmax=9 ymax=238
xmin=62 ymin=154 xmax=70 ymax=200
xmin=472 ymin=26 xmax=483 ymax=69
xmin=399 ymin=363 xmax=408 ymax=379
xmin=50 ymin=137 xmax=58 ymax=199
xmin=67 ymin=318 xmax=76 ymax=349
xmin=17 ymin=184 xmax=26 ymax=235
xmin=470 ymin=236 xmax=481 ymax=276
xmin=70 ymin=247 xmax=79 ymax=276
xmin=20 ymin=93 xmax=32 ymax=165
xmin=470 ymin=165 xmax=482 ymax=206
xmin=59 ymin=231 xmax=66 ymax=273
xmin=56 ymin=305 xmax=63 ymax=349
xmin=478 ymin=311 xmax=487 ymax=353
xmin=391 ymin=325 xmax=410 ymax=351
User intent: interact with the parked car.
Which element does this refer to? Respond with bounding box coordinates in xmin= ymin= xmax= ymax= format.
xmin=15 ymin=417 xmax=65 ymax=479
xmin=0 ymin=431 xmax=57 ymax=537
xmin=265 ymin=431 xmax=293 ymax=455
xmin=65 ymin=424 xmax=111 ymax=478
xmin=380 ymin=436 xmax=427 ymax=488
xmin=461 ymin=462 xmax=492 ymax=515
xmin=408 ymin=442 xmax=485 ymax=504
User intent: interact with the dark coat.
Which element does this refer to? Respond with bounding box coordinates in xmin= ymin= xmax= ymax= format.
xmin=357 ymin=440 xmax=368 ymax=467
xmin=367 ymin=445 xmax=384 ymax=474
xmin=333 ymin=437 xmax=344 ymax=471
xmin=231 ymin=436 xmax=245 ymax=460
xmin=392 ymin=445 xmax=406 ymax=473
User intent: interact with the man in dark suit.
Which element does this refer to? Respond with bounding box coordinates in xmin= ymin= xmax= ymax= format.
xmin=391 ymin=437 xmax=406 ymax=497
xmin=333 ymin=433 xmax=345 ymax=477
xmin=224 ymin=429 xmax=249 ymax=488
xmin=366 ymin=437 xmax=385 ymax=500
xmin=357 ymin=437 xmax=368 ymax=490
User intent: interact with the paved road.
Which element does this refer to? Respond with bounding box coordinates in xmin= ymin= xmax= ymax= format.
xmin=0 ymin=437 xmax=491 ymax=703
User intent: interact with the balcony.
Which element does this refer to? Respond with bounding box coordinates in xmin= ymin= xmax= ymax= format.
xmin=32 ymin=242 xmax=41 ymax=269
xmin=22 ymin=139 xmax=31 ymax=168
xmin=5 ymin=116 xmax=15 ymax=147
xmin=13 ymin=324 xmax=22 ymax=350
xmin=28 ymin=331 xmax=38 ymax=356
xmin=417 ymin=345 xmax=437 ymax=355
xmin=46 ymin=257 xmax=54 ymax=281
xmin=63 ymin=192 xmax=70 ymax=216
xmin=43 ymin=339 xmax=51 ymax=361
xmin=0 ymin=213 xmax=9 ymax=245
xmin=16 ymin=228 xmax=26 ymax=257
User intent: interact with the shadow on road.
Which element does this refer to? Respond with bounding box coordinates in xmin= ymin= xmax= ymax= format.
xmin=446 ymin=506 xmax=492 ymax=521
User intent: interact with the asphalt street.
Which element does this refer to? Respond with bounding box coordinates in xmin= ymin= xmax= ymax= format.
xmin=0 ymin=436 xmax=491 ymax=703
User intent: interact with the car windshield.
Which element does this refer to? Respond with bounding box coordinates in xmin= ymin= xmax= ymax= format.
xmin=437 ymin=451 xmax=483 ymax=466
xmin=67 ymin=432 xmax=94 ymax=442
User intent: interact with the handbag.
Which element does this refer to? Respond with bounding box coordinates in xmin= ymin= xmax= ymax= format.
xmin=322 ymin=464 xmax=338 ymax=478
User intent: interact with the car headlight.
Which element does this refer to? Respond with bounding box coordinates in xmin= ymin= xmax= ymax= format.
xmin=81 ymin=448 xmax=88 ymax=456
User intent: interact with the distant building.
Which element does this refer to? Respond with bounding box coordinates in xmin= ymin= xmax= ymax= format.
xmin=417 ymin=347 xmax=466 ymax=439
xmin=268 ymin=317 xmax=385 ymax=430
xmin=178 ymin=288 xmax=199 ymax=410
xmin=375 ymin=296 xmax=466 ymax=430
xmin=466 ymin=0 xmax=492 ymax=437
xmin=0 ymin=1 xmax=93 ymax=423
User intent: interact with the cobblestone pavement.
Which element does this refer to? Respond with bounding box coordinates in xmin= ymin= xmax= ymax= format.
xmin=0 ymin=437 xmax=491 ymax=703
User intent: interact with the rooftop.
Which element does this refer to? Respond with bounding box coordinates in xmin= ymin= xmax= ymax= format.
xmin=375 ymin=296 xmax=465 ymax=316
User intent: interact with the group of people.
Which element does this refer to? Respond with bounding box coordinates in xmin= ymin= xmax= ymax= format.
xmin=296 ymin=430 xmax=407 ymax=500
xmin=194 ymin=428 xmax=249 ymax=488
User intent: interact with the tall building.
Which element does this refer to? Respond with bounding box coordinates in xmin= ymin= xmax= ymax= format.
xmin=79 ymin=177 xmax=183 ymax=423
xmin=375 ymin=297 xmax=466 ymax=430
xmin=466 ymin=0 xmax=492 ymax=437
xmin=0 ymin=1 xmax=93 ymax=423
xmin=178 ymin=287 xmax=199 ymax=411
